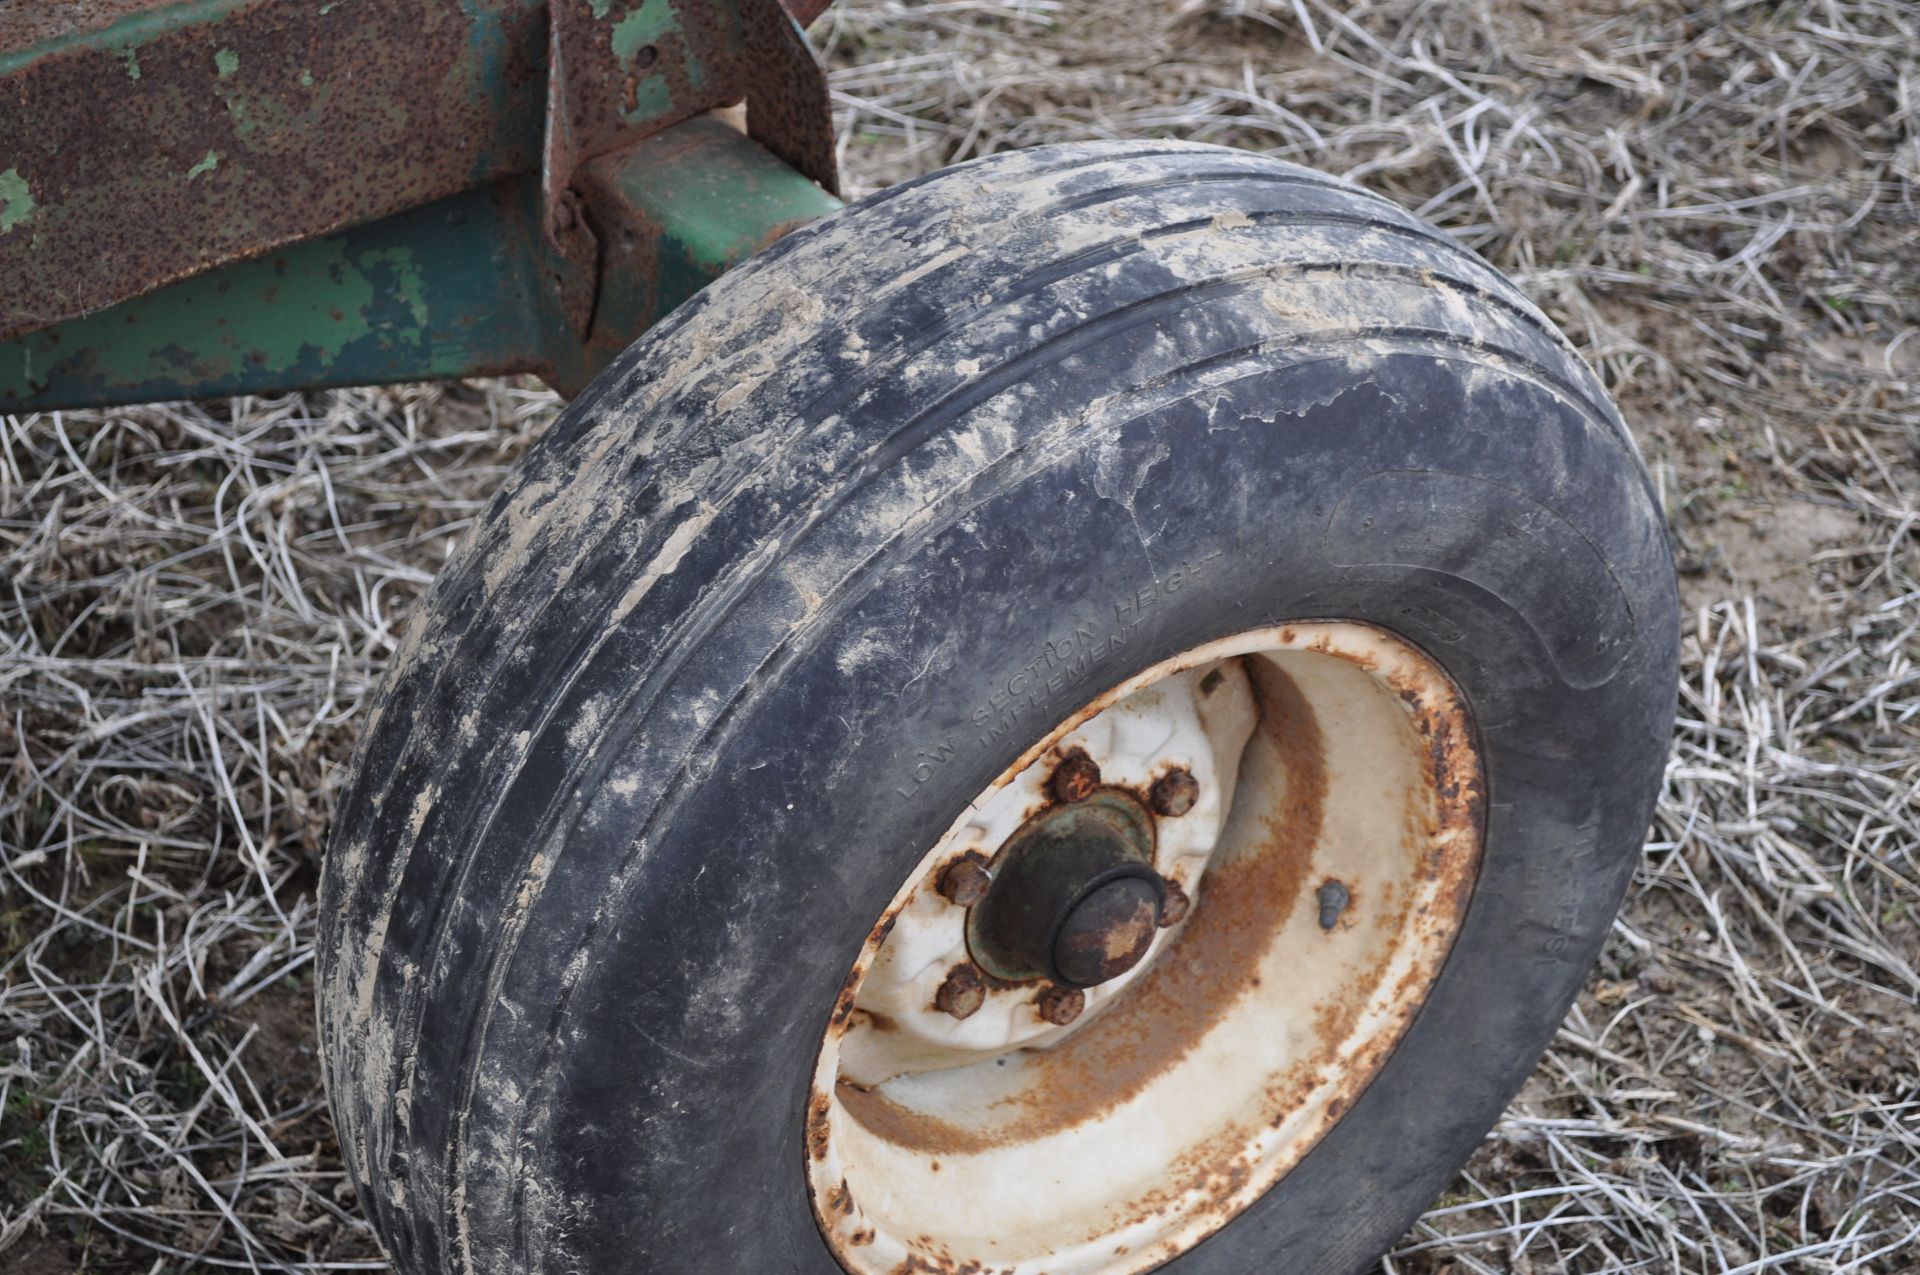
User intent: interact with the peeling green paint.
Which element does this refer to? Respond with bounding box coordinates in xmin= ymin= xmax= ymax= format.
xmin=611 ymin=0 xmax=677 ymax=119
xmin=0 ymin=169 xmax=34 ymax=235
xmin=610 ymin=0 xmax=674 ymax=64
xmin=0 ymin=3 xmax=837 ymax=404
xmin=211 ymin=48 xmax=259 ymax=137
xmin=214 ymin=74 xmax=261 ymax=138
xmin=225 ymin=98 xmax=260 ymax=138
xmin=355 ymin=247 xmax=430 ymax=333
xmin=630 ymin=77 xmax=671 ymax=119
xmin=0 ymin=180 xmax=549 ymax=409
xmin=0 ymin=0 xmax=232 ymax=78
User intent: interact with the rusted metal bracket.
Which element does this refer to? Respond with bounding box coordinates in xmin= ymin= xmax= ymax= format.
xmin=537 ymin=0 xmax=838 ymax=341
xmin=742 ymin=0 xmax=839 ymax=197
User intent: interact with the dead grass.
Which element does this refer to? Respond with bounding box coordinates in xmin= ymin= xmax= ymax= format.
xmin=4 ymin=0 xmax=1918 ymax=1270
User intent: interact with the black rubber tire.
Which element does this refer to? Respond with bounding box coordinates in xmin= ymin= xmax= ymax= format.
xmin=317 ymin=140 xmax=1678 ymax=1275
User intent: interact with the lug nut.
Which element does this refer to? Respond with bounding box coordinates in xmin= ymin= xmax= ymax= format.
xmin=1051 ymin=752 xmax=1101 ymax=804
xmin=1036 ymin=984 xmax=1085 ymax=1026
xmin=938 ymin=853 xmax=991 ymax=907
xmin=934 ymin=964 xmax=986 ymax=1020
xmin=1158 ymin=877 xmax=1191 ymax=928
xmin=1149 ymin=768 xmax=1199 ymax=817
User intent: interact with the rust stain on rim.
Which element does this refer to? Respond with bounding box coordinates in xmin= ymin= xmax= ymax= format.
xmin=834 ymin=659 xmax=1327 ymax=1155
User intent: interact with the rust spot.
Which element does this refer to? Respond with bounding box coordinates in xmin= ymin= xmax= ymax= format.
xmin=1113 ymin=1114 xmax=1262 ymax=1234
xmin=0 ymin=0 xmax=560 ymax=342
xmin=740 ymin=0 xmax=840 ymax=195
xmin=805 ymin=1091 xmax=832 ymax=1162
xmin=971 ymin=964 xmax=1026 ymax=993
xmin=1 ymin=0 xmax=840 ymax=355
xmin=886 ymin=1252 xmax=988 ymax=1275
xmin=1158 ymin=877 xmax=1191 ymax=928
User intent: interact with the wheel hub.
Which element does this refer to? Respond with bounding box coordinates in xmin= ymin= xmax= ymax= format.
xmin=829 ymin=663 xmax=1254 ymax=1093
xmin=967 ymin=791 xmax=1166 ymax=988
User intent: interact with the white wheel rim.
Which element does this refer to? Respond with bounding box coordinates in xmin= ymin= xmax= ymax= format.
xmin=807 ymin=622 xmax=1484 ymax=1274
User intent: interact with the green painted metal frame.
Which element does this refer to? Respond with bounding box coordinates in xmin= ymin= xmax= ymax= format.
xmin=0 ymin=115 xmax=840 ymax=408
xmin=0 ymin=0 xmax=843 ymax=412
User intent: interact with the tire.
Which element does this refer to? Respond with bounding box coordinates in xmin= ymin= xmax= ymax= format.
xmin=317 ymin=140 xmax=1678 ymax=1274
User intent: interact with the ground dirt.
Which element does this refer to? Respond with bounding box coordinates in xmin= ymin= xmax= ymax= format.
xmin=3 ymin=0 xmax=1917 ymax=1271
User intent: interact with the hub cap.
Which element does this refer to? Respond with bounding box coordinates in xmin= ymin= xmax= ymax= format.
xmin=967 ymin=790 xmax=1166 ymax=988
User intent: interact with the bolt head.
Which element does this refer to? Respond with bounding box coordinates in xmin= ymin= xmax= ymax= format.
xmin=1316 ymin=878 xmax=1352 ymax=931
xmin=1036 ymin=984 xmax=1085 ymax=1026
xmin=938 ymin=854 xmax=991 ymax=907
xmin=1149 ymin=768 xmax=1199 ymax=817
xmin=1051 ymin=753 xmax=1101 ymax=804
xmin=934 ymin=964 xmax=986 ymax=1020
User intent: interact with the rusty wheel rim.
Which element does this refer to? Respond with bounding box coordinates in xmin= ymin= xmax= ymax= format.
xmin=807 ymin=623 xmax=1485 ymax=1274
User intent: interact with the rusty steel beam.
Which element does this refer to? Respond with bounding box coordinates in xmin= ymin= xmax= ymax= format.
xmin=0 ymin=0 xmax=552 ymax=342
xmin=0 ymin=113 xmax=842 ymax=411
xmin=0 ymin=0 xmax=838 ymax=351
